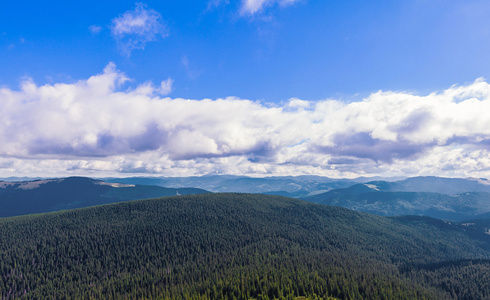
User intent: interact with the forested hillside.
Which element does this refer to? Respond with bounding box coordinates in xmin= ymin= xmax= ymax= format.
xmin=0 ymin=177 xmax=209 ymax=217
xmin=1 ymin=194 xmax=489 ymax=299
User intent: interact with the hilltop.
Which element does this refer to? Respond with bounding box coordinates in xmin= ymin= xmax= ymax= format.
xmin=1 ymin=193 xmax=489 ymax=299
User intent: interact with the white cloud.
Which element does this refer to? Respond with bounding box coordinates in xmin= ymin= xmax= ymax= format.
xmin=241 ymin=0 xmax=269 ymax=15
xmin=240 ymin=0 xmax=301 ymax=15
xmin=206 ymin=0 xmax=229 ymax=11
xmin=159 ymin=78 xmax=173 ymax=96
xmin=89 ymin=25 xmax=102 ymax=34
xmin=111 ymin=3 xmax=167 ymax=56
xmin=2 ymin=64 xmax=490 ymax=178
xmin=130 ymin=77 xmax=173 ymax=96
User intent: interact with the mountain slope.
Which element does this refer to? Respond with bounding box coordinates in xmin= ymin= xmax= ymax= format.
xmin=387 ymin=176 xmax=490 ymax=194
xmin=0 ymin=193 xmax=489 ymax=299
xmin=304 ymin=183 xmax=490 ymax=220
xmin=0 ymin=176 xmax=209 ymax=217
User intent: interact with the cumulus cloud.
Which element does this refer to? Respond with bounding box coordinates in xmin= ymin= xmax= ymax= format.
xmin=111 ymin=3 xmax=167 ymax=56
xmin=2 ymin=64 xmax=490 ymax=178
xmin=240 ymin=0 xmax=301 ymax=15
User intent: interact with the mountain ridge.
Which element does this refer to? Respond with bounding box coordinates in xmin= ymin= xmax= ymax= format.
xmin=0 ymin=176 xmax=210 ymax=218
xmin=302 ymin=178 xmax=490 ymax=221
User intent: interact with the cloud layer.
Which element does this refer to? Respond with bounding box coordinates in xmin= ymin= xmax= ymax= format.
xmin=1 ymin=64 xmax=490 ymax=178
xmin=111 ymin=3 xmax=167 ymax=56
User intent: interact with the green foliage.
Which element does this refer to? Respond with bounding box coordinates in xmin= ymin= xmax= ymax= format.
xmin=0 ymin=193 xmax=489 ymax=299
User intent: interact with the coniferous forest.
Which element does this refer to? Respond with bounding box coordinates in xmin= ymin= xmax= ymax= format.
xmin=1 ymin=193 xmax=490 ymax=299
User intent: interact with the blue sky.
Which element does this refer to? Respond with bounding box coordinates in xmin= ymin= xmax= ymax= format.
xmin=1 ymin=0 xmax=490 ymax=178
xmin=3 ymin=0 xmax=490 ymax=101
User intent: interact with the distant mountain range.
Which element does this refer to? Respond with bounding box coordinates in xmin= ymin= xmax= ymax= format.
xmin=104 ymin=175 xmax=364 ymax=197
xmin=303 ymin=177 xmax=490 ymax=221
xmin=0 ymin=176 xmax=209 ymax=218
xmin=104 ymin=175 xmax=490 ymax=196
xmin=103 ymin=175 xmax=490 ymax=221
xmin=2 ymin=175 xmax=490 ymax=221
xmin=365 ymin=176 xmax=490 ymax=194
